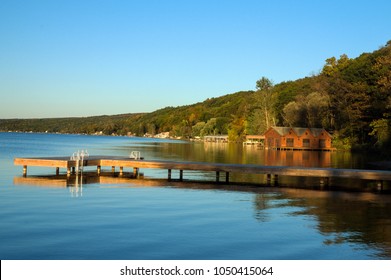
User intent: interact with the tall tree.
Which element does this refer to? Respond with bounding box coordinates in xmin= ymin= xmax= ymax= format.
xmin=253 ymin=77 xmax=276 ymax=131
xmin=324 ymin=72 xmax=371 ymax=144
xmin=374 ymin=41 xmax=391 ymax=93
xmin=228 ymin=115 xmax=246 ymax=141
xmin=256 ymin=77 xmax=273 ymax=91
xmin=282 ymin=92 xmax=330 ymax=128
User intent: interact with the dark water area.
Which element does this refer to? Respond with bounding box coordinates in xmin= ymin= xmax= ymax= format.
xmin=0 ymin=132 xmax=390 ymax=260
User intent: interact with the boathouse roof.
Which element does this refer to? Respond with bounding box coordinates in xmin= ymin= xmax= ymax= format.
xmin=269 ymin=127 xmax=331 ymax=138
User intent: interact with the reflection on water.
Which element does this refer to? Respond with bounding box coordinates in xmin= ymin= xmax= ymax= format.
xmin=254 ymin=189 xmax=391 ymax=259
xmin=120 ymin=141 xmax=380 ymax=169
xmin=14 ymin=173 xmax=139 ymax=188
xmin=70 ymin=173 xmax=83 ymax=197
xmin=264 ymin=150 xmax=332 ymax=167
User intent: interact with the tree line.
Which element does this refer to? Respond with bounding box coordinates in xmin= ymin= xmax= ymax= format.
xmin=1 ymin=40 xmax=391 ymax=151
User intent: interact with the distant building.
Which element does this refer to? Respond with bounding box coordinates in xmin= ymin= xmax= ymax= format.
xmin=155 ymin=132 xmax=170 ymax=139
xmin=243 ymin=135 xmax=265 ymax=146
xmin=264 ymin=127 xmax=333 ymax=150
xmin=204 ymin=135 xmax=228 ymax=142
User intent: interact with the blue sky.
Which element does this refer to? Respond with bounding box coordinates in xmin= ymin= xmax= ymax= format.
xmin=1 ymin=0 xmax=391 ymax=118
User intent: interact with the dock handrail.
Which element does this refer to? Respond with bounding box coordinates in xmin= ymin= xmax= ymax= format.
xmin=130 ymin=151 xmax=141 ymax=160
xmin=70 ymin=150 xmax=89 ymax=173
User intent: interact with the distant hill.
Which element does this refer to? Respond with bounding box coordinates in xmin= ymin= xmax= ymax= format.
xmin=0 ymin=90 xmax=256 ymax=138
xmin=1 ymin=40 xmax=391 ymax=150
xmin=0 ymin=113 xmax=142 ymax=136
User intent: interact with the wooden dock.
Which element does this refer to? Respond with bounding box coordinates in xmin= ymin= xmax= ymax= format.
xmin=14 ymin=155 xmax=391 ymax=190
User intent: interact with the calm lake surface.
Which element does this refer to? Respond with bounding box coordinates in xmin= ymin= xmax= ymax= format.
xmin=0 ymin=132 xmax=390 ymax=260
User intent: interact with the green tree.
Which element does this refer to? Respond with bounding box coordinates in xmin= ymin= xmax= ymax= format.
xmin=201 ymin=118 xmax=218 ymax=135
xmin=253 ymin=77 xmax=276 ymax=131
xmin=283 ymin=100 xmax=305 ymax=127
xmin=147 ymin=123 xmax=156 ymax=135
xmin=304 ymin=92 xmax=330 ymax=128
xmin=282 ymin=92 xmax=330 ymax=128
xmin=191 ymin=122 xmax=206 ymax=137
xmin=322 ymin=54 xmax=350 ymax=77
xmin=246 ymin=108 xmax=265 ymax=134
xmin=228 ymin=115 xmax=246 ymax=142
xmin=326 ymin=77 xmax=370 ymax=143
xmin=369 ymin=96 xmax=391 ymax=148
xmin=370 ymin=118 xmax=391 ymax=147
xmin=256 ymin=76 xmax=273 ymax=91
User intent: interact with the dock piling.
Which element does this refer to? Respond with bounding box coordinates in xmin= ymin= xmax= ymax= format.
xmin=133 ymin=167 xmax=139 ymax=178
xmin=274 ymin=174 xmax=279 ymax=186
xmin=377 ymin=181 xmax=384 ymax=192
xmin=266 ymin=174 xmax=272 ymax=185
xmin=320 ymin=177 xmax=329 ymax=188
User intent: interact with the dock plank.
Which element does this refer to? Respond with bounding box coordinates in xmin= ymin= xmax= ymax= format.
xmin=14 ymin=157 xmax=71 ymax=168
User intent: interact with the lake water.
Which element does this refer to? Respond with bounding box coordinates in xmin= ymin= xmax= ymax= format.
xmin=0 ymin=132 xmax=390 ymax=260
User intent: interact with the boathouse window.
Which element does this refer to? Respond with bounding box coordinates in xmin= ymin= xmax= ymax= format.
xmin=267 ymin=138 xmax=274 ymax=147
xmin=286 ymin=138 xmax=294 ymax=147
xmin=303 ymin=139 xmax=310 ymax=147
xmin=319 ymin=139 xmax=326 ymax=148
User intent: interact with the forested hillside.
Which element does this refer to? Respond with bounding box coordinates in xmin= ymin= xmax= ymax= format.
xmin=1 ymin=41 xmax=391 ymax=150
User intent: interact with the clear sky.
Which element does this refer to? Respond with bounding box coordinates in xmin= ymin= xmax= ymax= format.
xmin=1 ymin=0 xmax=391 ymax=118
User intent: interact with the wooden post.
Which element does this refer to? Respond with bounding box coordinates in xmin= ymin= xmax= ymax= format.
xmin=72 ymin=167 xmax=75 ymax=174
xmin=274 ymin=174 xmax=279 ymax=186
xmin=133 ymin=167 xmax=139 ymax=178
xmin=320 ymin=177 xmax=329 ymax=188
xmin=23 ymin=165 xmax=27 ymax=177
xmin=56 ymin=167 xmax=60 ymax=176
xmin=67 ymin=167 xmax=71 ymax=177
xmin=119 ymin=166 xmax=123 ymax=176
xmin=266 ymin=174 xmax=271 ymax=185
xmin=226 ymin=172 xmax=229 ymax=183
xmin=168 ymin=169 xmax=172 ymax=181
xmin=112 ymin=166 xmax=115 ymax=174
xmin=216 ymin=171 xmax=220 ymax=183
xmin=97 ymin=165 xmax=101 ymax=175
xmin=377 ymin=181 xmax=384 ymax=192
xmin=179 ymin=170 xmax=183 ymax=181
